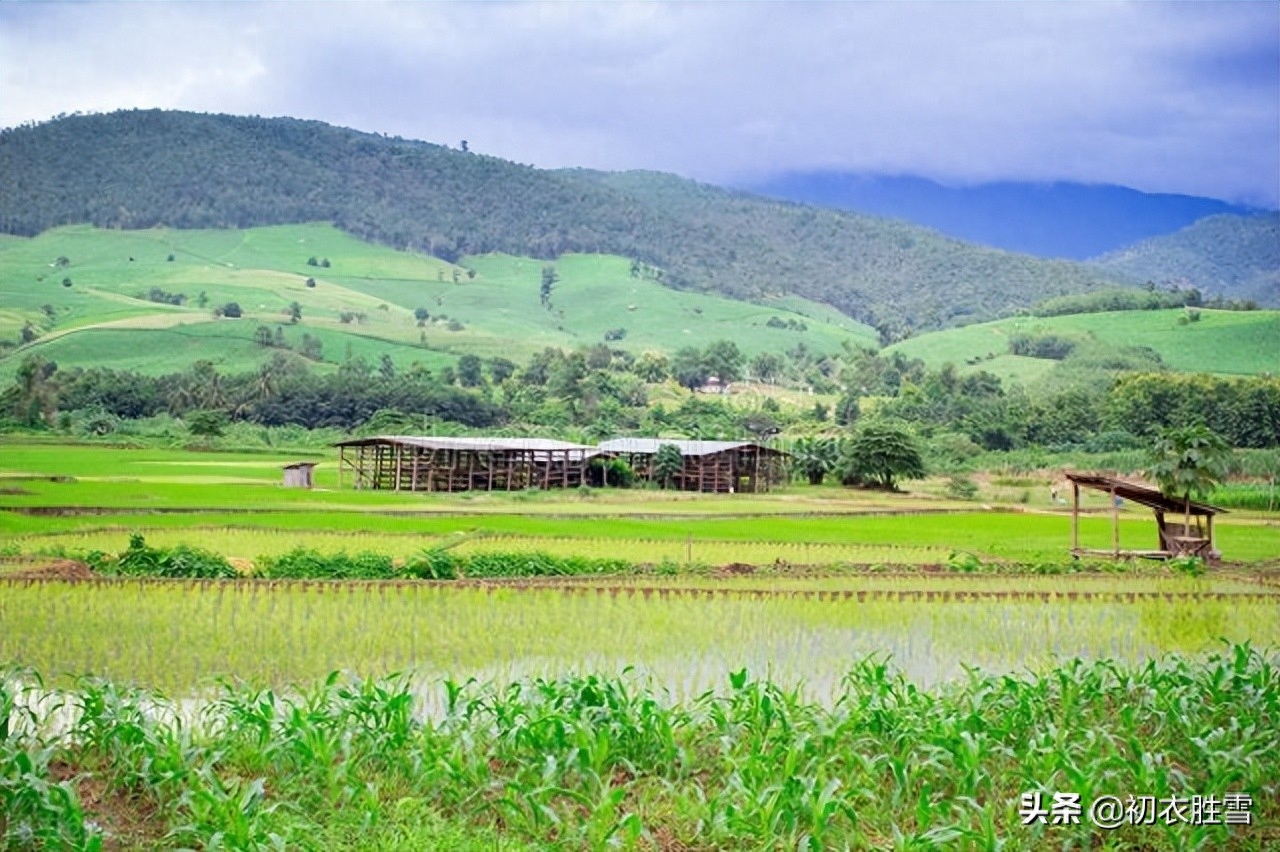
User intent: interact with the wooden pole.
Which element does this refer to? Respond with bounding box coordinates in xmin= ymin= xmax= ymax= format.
xmin=338 ymin=446 xmax=344 ymax=490
xmin=1072 ymin=481 xmax=1080 ymax=552
xmin=394 ymin=443 xmax=403 ymax=491
xmin=1111 ymin=486 xmax=1120 ymax=558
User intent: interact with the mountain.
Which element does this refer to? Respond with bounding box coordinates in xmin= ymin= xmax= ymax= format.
xmin=0 ymin=110 xmax=1128 ymax=334
xmin=1091 ymin=213 xmax=1280 ymax=306
xmin=738 ymin=173 xmax=1264 ymax=260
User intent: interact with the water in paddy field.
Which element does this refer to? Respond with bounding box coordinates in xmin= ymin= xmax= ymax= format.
xmin=4 ymin=580 xmax=1276 ymax=722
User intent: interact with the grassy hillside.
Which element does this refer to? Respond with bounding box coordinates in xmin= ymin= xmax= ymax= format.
xmin=0 ymin=223 xmax=874 ymax=379
xmin=0 ymin=109 xmax=1128 ymax=332
xmin=1091 ymin=213 xmax=1280 ymax=306
xmin=887 ymin=308 xmax=1280 ymax=384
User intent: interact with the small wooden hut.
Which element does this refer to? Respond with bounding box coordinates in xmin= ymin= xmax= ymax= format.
xmin=334 ymin=436 xmax=601 ymax=492
xmin=1065 ymin=472 xmax=1225 ymax=559
xmin=282 ymin=462 xmax=317 ymax=488
xmin=597 ymin=438 xmax=789 ymax=493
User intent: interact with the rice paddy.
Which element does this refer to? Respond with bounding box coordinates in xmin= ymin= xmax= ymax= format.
xmin=3 ymin=439 xmax=1280 ymax=849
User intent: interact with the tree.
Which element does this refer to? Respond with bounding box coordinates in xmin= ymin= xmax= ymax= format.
xmin=307 ymin=256 xmax=319 ymax=267
xmin=839 ymin=422 xmax=926 ymax=491
xmin=305 ymin=277 xmax=316 ymax=288
xmin=254 ymin=325 xmax=273 ymax=347
xmin=414 ymin=307 xmax=430 ymax=326
xmin=792 ymin=436 xmax=839 ymax=485
xmin=653 ymin=443 xmax=684 ymax=489
xmin=489 ymin=357 xmax=517 ymax=384
xmin=288 ymin=301 xmax=302 ymax=324
xmin=1148 ymin=425 xmax=1231 ymax=535
xmin=378 ymin=354 xmax=396 ymax=380
xmin=220 ymin=302 xmax=242 ymax=318
xmin=672 ymin=347 xmax=709 ymax=391
xmin=703 ymin=340 xmax=743 ymax=382
xmin=187 ymin=409 xmax=227 ymax=437
xmin=750 ymin=352 xmax=783 ymax=384
xmin=540 ymin=266 xmax=559 ymax=307
xmin=457 ymin=354 xmax=484 ymax=388
xmin=61 ymin=278 xmax=72 ymax=288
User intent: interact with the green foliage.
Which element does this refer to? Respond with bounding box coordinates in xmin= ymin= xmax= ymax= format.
xmin=261 ymin=548 xmax=396 ymax=580
xmin=88 ymin=533 xmax=237 ymax=578
xmin=839 ymin=422 xmax=926 ymax=490
xmin=1147 ymin=425 xmax=1231 ymax=509
xmin=944 ymin=475 xmax=979 ymax=500
xmin=790 ymin=436 xmax=839 ymax=485
xmin=652 ymin=443 xmax=684 ymax=488
xmin=186 ymin=409 xmax=228 ymax=437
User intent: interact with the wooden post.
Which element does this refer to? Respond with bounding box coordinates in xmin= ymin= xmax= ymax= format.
xmin=411 ymin=447 xmax=419 ymax=491
xmin=1110 ymin=486 xmax=1120 ymax=558
xmin=1207 ymin=513 xmax=1215 ymax=553
xmin=394 ymin=443 xmax=403 ymax=491
xmin=338 ymin=446 xmax=344 ymax=490
xmin=1071 ymin=481 xmax=1080 ymax=552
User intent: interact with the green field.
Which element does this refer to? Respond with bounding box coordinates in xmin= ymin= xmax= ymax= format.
xmin=4 ymin=440 xmax=1280 ymax=850
xmin=0 ymin=224 xmax=876 ymax=379
xmin=886 ymin=308 xmax=1280 ymax=381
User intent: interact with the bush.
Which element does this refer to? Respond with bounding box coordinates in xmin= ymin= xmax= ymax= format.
xmin=260 ymin=549 xmax=396 ymax=580
xmin=90 ymin=534 xmax=237 ymax=579
xmin=944 ymin=475 xmax=979 ymax=500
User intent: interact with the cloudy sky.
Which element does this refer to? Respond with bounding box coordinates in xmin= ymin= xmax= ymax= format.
xmin=2 ymin=2 xmax=1277 ymax=206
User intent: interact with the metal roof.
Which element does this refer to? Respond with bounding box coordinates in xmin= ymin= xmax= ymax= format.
xmin=596 ymin=438 xmax=785 ymax=457
xmin=1065 ymin=473 xmax=1224 ymax=516
xmin=334 ymin=435 xmax=601 ymax=457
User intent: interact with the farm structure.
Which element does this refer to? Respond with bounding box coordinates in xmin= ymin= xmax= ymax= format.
xmin=281 ymin=462 xmax=317 ymax=488
xmin=597 ymin=438 xmax=789 ymax=493
xmin=1065 ymin=472 xmax=1225 ymax=560
xmin=335 ymin=436 xmax=601 ymax=492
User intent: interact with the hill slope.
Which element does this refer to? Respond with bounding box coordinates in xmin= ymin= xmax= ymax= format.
xmin=0 ymin=110 xmax=1126 ymax=333
xmin=739 ymin=173 xmax=1263 ymax=260
xmin=0 ymin=223 xmax=874 ymax=379
xmin=1090 ymin=214 xmax=1280 ymax=306
xmin=886 ymin=308 xmax=1280 ymax=386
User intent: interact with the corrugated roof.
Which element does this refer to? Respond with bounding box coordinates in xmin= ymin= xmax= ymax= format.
xmin=597 ymin=438 xmax=776 ymax=457
xmin=334 ymin=435 xmax=601 ymax=457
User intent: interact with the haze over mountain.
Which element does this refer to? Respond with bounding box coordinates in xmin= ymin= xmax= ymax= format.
xmin=740 ymin=173 xmax=1268 ymax=260
xmin=0 ymin=110 xmax=1127 ymax=336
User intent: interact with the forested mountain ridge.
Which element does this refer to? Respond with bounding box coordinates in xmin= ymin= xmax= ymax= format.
xmin=1090 ymin=213 xmax=1280 ymax=307
xmin=1 ymin=109 xmax=1126 ymax=334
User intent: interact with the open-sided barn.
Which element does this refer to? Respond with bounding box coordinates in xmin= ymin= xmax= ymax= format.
xmin=596 ymin=438 xmax=789 ymax=493
xmin=335 ymin=436 xmax=601 ymax=492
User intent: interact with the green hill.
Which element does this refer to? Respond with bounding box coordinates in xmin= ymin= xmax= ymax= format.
xmin=0 ymin=109 xmax=1128 ymax=333
xmin=0 ymin=223 xmax=875 ymax=379
xmin=1091 ymin=213 xmax=1280 ymax=306
xmin=886 ymin=308 xmax=1280 ymax=385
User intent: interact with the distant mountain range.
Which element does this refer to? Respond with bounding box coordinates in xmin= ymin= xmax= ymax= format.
xmin=0 ymin=110 xmax=1126 ymax=335
xmin=740 ymin=172 xmax=1268 ymax=260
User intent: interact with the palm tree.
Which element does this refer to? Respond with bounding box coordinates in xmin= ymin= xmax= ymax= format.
xmin=1147 ymin=425 xmax=1231 ymax=535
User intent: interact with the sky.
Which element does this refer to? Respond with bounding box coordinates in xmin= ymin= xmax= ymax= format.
xmin=2 ymin=2 xmax=1277 ymax=206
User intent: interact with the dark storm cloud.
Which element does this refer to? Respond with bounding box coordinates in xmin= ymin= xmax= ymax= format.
xmin=2 ymin=1 xmax=1276 ymax=205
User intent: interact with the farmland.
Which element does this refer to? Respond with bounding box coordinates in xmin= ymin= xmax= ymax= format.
xmin=0 ymin=223 xmax=874 ymax=380
xmin=3 ymin=439 xmax=1280 ymax=849
xmin=885 ymin=308 xmax=1280 ymax=383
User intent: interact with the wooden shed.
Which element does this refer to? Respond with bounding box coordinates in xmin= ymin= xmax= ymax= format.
xmin=334 ymin=436 xmax=601 ymax=492
xmin=1065 ymin=472 xmax=1225 ymax=559
xmin=282 ymin=462 xmax=317 ymax=488
xmin=596 ymin=438 xmax=789 ymax=493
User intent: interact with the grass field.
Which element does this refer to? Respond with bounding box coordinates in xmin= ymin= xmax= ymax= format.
xmin=4 ymin=439 xmax=1280 ymax=850
xmin=0 ymin=223 xmax=875 ymax=379
xmin=885 ymin=308 xmax=1280 ymax=380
